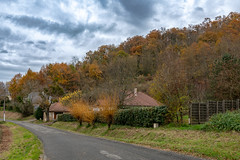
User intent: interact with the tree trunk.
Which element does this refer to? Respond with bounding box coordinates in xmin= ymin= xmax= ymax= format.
xmin=108 ymin=115 xmax=113 ymax=129
xmin=79 ymin=119 xmax=82 ymax=126
xmin=46 ymin=108 xmax=50 ymax=122
xmin=180 ymin=108 xmax=183 ymax=124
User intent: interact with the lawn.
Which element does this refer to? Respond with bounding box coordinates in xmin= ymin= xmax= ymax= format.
xmin=0 ymin=122 xmax=42 ymax=160
xmin=51 ymin=121 xmax=240 ymax=160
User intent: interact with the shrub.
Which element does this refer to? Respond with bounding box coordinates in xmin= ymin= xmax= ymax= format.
xmin=114 ymin=106 xmax=167 ymax=127
xmin=58 ymin=114 xmax=77 ymax=122
xmin=34 ymin=107 xmax=43 ymax=120
xmin=202 ymin=110 xmax=240 ymax=131
xmin=98 ymin=94 xmax=118 ymax=129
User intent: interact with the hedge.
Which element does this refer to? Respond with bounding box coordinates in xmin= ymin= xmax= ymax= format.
xmin=114 ymin=106 xmax=167 ymax=127
xmin=34 ymin=107 xmax=43 ymax=120
xmin=202 ymin=110 xmax=240 ymax=131
xmin=58 ymin=114 xmax=77 ymax=122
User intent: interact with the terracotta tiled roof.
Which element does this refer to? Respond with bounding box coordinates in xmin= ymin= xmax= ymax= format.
xmin=123 ymin=92 xmax=161 ymax=106
xmin=49 ymin=102 xmax=69 ymax=112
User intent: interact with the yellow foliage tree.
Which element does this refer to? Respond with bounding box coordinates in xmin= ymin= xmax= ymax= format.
xmin=98 ymin=94 xmax=118 ymax=129
xmin=60 ymin=90 xmax=82 ymax=107
xmin=69 ymin=100 xmax=94 ymax=126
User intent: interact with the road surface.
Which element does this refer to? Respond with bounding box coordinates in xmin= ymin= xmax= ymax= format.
xmin=11 ymin=121 xmax=204 ymax=160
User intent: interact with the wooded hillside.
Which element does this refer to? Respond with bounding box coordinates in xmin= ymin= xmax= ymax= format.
xmin=7 ymin=12 xmax=240 ymax=112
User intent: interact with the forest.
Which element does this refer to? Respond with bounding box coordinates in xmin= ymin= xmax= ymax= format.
xmin=5 ymin=12 xmax=240 ymax=120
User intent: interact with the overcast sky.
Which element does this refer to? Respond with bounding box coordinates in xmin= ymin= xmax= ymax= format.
xmin=0 ymin=0 xmax=239 ymax=82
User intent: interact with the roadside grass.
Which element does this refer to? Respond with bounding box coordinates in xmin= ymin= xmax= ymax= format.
xmin=51 ymin=121 xmax=240 ymax=160
xmin=0 ymin=122 xmax=42 ymax=160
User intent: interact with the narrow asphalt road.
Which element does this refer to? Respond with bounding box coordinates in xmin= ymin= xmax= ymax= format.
xmin=11 ymin=121 xmax=204 ymax=160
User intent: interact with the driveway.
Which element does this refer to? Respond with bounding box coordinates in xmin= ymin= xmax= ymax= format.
xmin=12 ymin=121 xmax=204 ymax=160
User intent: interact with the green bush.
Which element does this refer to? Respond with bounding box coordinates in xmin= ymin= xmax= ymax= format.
xmin=34 ymin=107 xmax=43 ymax=120
xmin=58 ymin=114 xmax=77 ymax=122
xmin=202 ymin=110 xmax=240 ymax=131
xmin=114 ymin=106 xmax=167 ymax=127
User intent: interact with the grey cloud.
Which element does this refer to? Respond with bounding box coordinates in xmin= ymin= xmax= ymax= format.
xmin=0 ymin=26 xmax=25 ymax=42
xmin=0 ymin=50 xmax=8 ymax=53
xmin=117 ymin=0 xmax=157 ymax=26
xmin=192 ymin=7 xmax=205 ymax=19
xmin=24 ymin=41 xmax=34 ymax=45
xmin=3 ymin=14 xmax=117 ymax=38
xmin=195 ymin=7 xmax=204 ymax=12
xmin=98 ymin=0 xmax=109 ymax=8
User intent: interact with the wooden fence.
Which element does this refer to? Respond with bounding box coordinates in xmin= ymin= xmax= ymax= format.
xmin=190 ymin=99 xmax=240 ymax=124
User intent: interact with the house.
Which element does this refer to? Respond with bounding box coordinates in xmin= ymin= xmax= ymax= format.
xmin=27 ymin=92 xmax=42 ymax=111
xmin=123 ymin=88 xmax=161 ymax=107
xmin=43 ymin=102 xmax=69 ymax=121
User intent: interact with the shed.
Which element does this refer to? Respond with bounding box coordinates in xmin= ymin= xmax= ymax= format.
xmin=44 ymin=102 xmax=69 ymax=121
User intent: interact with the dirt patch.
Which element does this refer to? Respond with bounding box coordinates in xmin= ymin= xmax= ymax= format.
xmin=0 ymin=124 xmax=12 ymax=153
xmin=0 ymin=111 xmax=22 ymax=120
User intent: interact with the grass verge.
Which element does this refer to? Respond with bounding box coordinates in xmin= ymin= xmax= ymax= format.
xmin=50 ymin=121 xmax=240 ymax=160
xmin=0 ymin=122 xmax=42 ymax=160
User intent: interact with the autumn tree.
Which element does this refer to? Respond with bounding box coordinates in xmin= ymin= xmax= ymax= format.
xmin=150 ymin=48 xmax=189 ymax=123
xmin=70 ymin=100 xmax=94 ymax=126
xmin=209 ymin=54 xmax=240 ymax=100
xmin=60 ymin=90 xmax=82 ymax=107
xmin=104 ymin=56 xmax=137 ymax=105
xmin=98 ymin=94 xmax=118 ymax=129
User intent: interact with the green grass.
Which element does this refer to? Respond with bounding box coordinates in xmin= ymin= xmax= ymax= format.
xmin=0 ymin=122 xmax=42 ymax=160
xmin=50 ymin=121 xmax=240 ymax=160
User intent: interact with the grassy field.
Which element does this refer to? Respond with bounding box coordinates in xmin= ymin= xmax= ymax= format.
xmin=0 ymin=122 xmax=42 ymax=160
xmin=51 ymin=121 xmax=240 ymax=160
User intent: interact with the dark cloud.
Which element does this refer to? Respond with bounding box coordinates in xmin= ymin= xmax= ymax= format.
xmin=192 ymin=7 xmax=205 ymax=19
xmin=98 ymin=0 xmax=109 ymax=8
xmin=3 ymin=14 xmax=116 ymax=38
xmin=117 ymin=0 xmax=156 ymax=26
xmin=0 ymin=26 xmax=25 ymax=42
xmin=0 ymin=50 xmax=8 ymax=53
xmin=24 ymin=41 xmax=34 ymax=45
xmin=195 ymin=7 xmax=204 ymax=12
xmin=0 ymin=0 xmax=17 ymax=3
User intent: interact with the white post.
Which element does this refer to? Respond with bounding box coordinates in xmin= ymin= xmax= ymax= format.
xmin=3 ymin=98 xmax=5 ymax=121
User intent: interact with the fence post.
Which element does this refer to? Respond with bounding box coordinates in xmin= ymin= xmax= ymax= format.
xmin=222 ymin=100 xmax=225 ymax=113
xmin=237 ymin=99 xmax=239 ymax=110
xmin=206 ymin=101 xmax=209 ymax=121
xmin=198 ymin=103 xmax=201 ymax=124
xmin=216 ymin=101 xmax=219 ymax=113
xmin=189 ymin=104 xmax=192 ymax=125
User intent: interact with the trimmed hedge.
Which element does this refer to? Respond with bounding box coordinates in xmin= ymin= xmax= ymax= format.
xmin=202 ymin=110 xmax=240 ymax=131
xmin=114 ymin=106 xmax=167 ymax=127
xmin=58 ymin=114 xmax=77 ymax=122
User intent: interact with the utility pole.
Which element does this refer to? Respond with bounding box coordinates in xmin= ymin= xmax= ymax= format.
xmin=3 ymin=97 xmax=5 ymax=121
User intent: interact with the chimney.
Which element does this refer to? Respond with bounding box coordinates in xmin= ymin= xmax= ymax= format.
xmin=134 ymin=88 xmax=137 ymax=97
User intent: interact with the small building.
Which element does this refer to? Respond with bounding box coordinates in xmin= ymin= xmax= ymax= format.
xmin=123 ymin=88 xmax=161 ymax=107
xmin=28 ymin=92 xmax=42 ymax=111
xmin=43 ymin=102 xmax=69 ymax=121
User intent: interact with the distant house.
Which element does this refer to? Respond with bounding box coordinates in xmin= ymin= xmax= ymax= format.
xmin=43 ymin=102 xmax=69 ymax=121
xmin=27 ymin=92 xmax=42 ymax=111
xmin=123 ymin=88 xmax=161 ymax=107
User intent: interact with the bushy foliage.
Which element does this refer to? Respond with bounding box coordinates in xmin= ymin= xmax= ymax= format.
xmin=98 ymin=94 xmax=118 ymax=129
xmin=202 ymin=110 xmax=240 ymax=131
xmin=114 ymin=106 xmax=167 ymax=127
xmin=60 ymin=90 xmax=82 ymax=107
xmin=34 ymin=107 xmax=43 ymax=120
xmin=70 ymin=100 xmax=95 ymax=125
xmin=58 ymin=114 xmax=77 ymax=122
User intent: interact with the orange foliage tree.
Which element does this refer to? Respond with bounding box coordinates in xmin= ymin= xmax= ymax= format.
xmin=98 ymin=94 xmax=118 ymax=129
xmin=69 ymin=100 xmax=94 ymax=126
